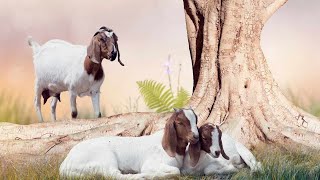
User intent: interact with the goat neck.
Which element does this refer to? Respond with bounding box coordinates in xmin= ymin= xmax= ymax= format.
xmin=84 ymin=55 xmax=104 ymax=81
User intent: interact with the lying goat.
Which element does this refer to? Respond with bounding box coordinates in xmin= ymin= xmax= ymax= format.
xmin=28 ymin=26 xmax=124 ymax=122
xmin=59 ymin=108 xmax=199 ymax=179
xmin=182 ymin=123 xmax=262 ymax=175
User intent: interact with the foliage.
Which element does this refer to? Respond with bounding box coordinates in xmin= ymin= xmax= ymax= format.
xmin=137 ymin=80 xmax=190 ymax=113
xmin=0 ymin=90 xmax=35 ymax=124
xmin=230 ymin=144 xmax=320 ymax=180
xmin=181 ymin=144 xmax=320 ymax=180
xmin=173 ymin=88 xmax=190 ymax=109
xmin=0 ymin=156 xmax=114 ymax=180
xmin=0 ymin=90 xmax=108 ymax=124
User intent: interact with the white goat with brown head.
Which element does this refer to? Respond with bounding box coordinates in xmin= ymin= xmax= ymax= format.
xmin=28 ymin=26 xmax=124 ymax=122
xmin=59 ymin=108 xmax=199 ymax=179
xmin=182 ymin=123 xmax=262 ymax=175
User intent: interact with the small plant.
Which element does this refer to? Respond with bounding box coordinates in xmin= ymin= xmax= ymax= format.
xmin=137 ymin=80 xmax=190 ymax=113
xmin=137 ymin=55 xmax=191 ymax=113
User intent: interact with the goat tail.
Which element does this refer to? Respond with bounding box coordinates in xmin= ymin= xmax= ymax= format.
xmin=27 ymin=36 xmax=40 ymax=55
xmin=235 ymin=142 xmax=262 ymax=172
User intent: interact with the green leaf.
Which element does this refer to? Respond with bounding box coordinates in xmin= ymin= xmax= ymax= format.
xmin=137 ymin=80 xmax=175 ymax=113
xmin=173 ymin=87 xmax=190 ymax=109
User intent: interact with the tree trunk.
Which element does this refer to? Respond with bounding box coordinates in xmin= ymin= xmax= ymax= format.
xmin=183 ymin=0 xmax=320 ymax=149
xmin=1 ymin=0 xmax=320 ymax=164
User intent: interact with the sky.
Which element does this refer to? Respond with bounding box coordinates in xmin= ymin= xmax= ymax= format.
xmin=0 ymin=0 xmax=319 ymax=120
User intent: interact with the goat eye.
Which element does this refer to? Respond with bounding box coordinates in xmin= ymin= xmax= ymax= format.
xmin=177 ymin=122 xmax=183 ymax=125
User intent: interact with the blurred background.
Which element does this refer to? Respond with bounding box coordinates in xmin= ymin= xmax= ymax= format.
xmin=0 ymin=0 xmax=319 ymax=123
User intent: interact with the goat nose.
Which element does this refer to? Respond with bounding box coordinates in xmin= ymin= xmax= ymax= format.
xmin=193 ymin=134 xmax=199 ymax=140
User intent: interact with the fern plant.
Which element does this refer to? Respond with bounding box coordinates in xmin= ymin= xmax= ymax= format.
xmin=137 ymin=80 xmax=190 ymax=113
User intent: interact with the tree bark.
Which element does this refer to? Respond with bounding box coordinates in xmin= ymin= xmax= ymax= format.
xmin=1 ymin=0 xmax=320 ymax=164
xmin=183 ymin=0 xmax=320 ymax=149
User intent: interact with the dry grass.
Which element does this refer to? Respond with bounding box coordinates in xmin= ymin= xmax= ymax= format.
xmin=0 ymin=90 xmax=35 ymax=124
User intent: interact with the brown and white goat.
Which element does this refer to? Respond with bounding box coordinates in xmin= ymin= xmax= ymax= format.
xmin=182 ymin=123 xmax=262 ymax=175
xmin=28 ymin=26 xmax=124 ymax=122
xmin=60 ymin=108 xmax=199 ymax=179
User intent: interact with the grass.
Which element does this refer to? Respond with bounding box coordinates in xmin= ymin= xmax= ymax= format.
xmin=230 ymin=145 xmax=320 ymax=180
xmin=0 ymin=90 xmax=109 ymax=124
xmin=0 ymin=90 xmax=35 ymax=124
xmin=285 ymin=88 xmax=320 ymax=117
xmin=1 ymin=144 xmax=319 ymax=180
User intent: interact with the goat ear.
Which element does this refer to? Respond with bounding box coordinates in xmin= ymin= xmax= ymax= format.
xmin=93 ymin=31 xmax=99 ymax=36
xmin=162 ymin=116 xmax=177 ymax=157
xmin=189 ymin=141 xmax=201 ymax=167
xmin=112 ymin=33 xmax=124 ymax=66
xmin=217 ymin=126 xmax=229 ymax=160
xmin=173 ymin=108 xmax=180 ymax=113
xmin=112 ymin=32 xmax=118 ymax=41
xmin=87 ymin=37 xmax=101 ymax=64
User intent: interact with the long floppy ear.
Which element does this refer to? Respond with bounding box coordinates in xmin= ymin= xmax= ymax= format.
xmin=162 ymin=115 xmax=177 ymax=157
xmin=87 ymin=36 xmax=101 ymax=64
xmin=112 ymin=33 xmax=124 ymax=66
xmin=173 ymin=108 xmax=180 ymax=112
xmin=189 ymin=141 xmax=201 ymax=167
xmin=217 ymin=126 xmax=229 ymax=160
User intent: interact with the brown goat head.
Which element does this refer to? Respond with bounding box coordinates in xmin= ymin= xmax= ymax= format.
xmin=162 ymin=108 xmax=199 ymax=157
xmin=87 ymin=26 xmax=124 ymax=66
xmin=199 ymin=123 xmax=230 ymax=160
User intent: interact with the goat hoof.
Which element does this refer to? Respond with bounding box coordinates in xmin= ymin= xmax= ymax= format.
xmin=71 ymin=111 xmax=78 ymax=119
xmin=98 ymin=112 xmax=101 ymax=118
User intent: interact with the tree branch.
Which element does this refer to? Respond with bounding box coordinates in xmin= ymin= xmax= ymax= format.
xmin=263 ymin=0 xmax=288 ymax=24
xmin=0 ymin=112 xmax=170 ymax=164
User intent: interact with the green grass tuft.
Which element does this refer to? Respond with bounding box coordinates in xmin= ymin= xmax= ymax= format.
xmin=230 ymin=145 xmax=320 ymax=180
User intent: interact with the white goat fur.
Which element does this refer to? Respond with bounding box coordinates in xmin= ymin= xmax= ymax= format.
xmin=59 ymin=109 xmax=198 ymax=179
xmin=28 ymin=38 xmax=103 ymax=122
xmin=182 ymin=133 xmax=262 ymax=175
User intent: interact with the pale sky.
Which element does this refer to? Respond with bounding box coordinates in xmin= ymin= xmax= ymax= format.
xmin=0 ymin=0 xmax=319 ymax=120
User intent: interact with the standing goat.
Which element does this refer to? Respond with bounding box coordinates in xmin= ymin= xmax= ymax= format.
xmin=59 ymin=108 xmax=199 ymax=179
xmin=182 ymin=123 xmax=262 ymax=175
xmin=28 ymin=27 xmax=124 ymax=122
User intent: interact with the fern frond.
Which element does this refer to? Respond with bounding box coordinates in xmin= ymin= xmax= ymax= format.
xmin=173 ymin=87 xmax=190 ymax=108
xmin=137 ymin=80 xmax=174 ymax=113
